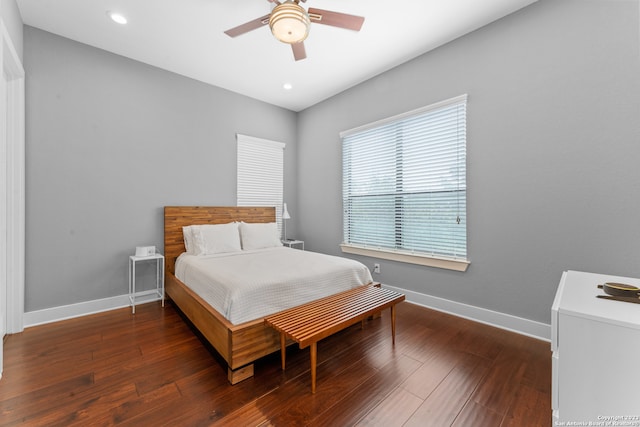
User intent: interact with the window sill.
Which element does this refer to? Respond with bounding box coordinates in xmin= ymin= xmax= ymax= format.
xmin=340 ymin=244 xmax=470 ymax=272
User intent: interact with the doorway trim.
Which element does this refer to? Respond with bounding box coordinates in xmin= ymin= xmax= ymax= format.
xmin=2 ymin=20 xmax=25 ymax=335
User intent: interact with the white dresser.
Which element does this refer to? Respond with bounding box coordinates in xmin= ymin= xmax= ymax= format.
xmin=552 ymin=270 xmax=640 ymax=424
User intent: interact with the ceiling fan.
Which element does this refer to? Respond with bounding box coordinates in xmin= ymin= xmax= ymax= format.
xmin=224 ymin=0 xmax=365 ymax=61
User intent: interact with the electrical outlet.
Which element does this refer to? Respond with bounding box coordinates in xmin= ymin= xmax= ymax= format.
xmin=373 ymin=263 xmax=380 ymax=274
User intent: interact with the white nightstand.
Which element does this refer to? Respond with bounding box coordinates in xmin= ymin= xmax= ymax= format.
xmin=128 ymin=253 xmax=165 ymax=314
xmin=282 ymin=239 xmax=304 ymax=250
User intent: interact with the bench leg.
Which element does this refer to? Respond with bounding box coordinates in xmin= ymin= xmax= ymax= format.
xmin=391 ymin=305 xmax=397 ymax=345
xmin=310 ymin=342 xmax=317 ymax=394
xmin=280 ymin=333 xmax=286 ymax=370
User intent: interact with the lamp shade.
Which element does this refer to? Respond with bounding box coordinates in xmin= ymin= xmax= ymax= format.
xmin=282 ymin=203 xmax=291 ymax=219
xmin=269 ymin=1 xmax=310 ymax=44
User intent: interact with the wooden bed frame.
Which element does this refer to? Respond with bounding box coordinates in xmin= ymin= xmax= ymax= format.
xmin=164 ymin=206 xmax=285 ymax=384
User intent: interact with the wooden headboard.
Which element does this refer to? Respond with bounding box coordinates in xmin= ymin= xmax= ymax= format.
xmin=164 ymin=206 xmax=276 ymax=274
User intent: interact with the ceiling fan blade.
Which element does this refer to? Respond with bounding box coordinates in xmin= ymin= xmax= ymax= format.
xmin=224 ymin=14 xmax=270 ymax=38
xmin=307 ymin=8 xmax=365 ymax=31
xmin=291 ymin=42 xmax=307 ymax=61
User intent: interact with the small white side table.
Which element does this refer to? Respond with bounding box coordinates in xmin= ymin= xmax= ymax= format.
xmin=282 ymin=239 xmax=304 ymax=250
xmin=128 ymin=253 xmax=165 ymax=314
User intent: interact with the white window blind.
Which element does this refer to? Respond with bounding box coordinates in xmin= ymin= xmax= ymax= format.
xmin=341 ymin=95 xmax=467 ymax=262
xmin=237 ymin=134 xmax=285 ymax=233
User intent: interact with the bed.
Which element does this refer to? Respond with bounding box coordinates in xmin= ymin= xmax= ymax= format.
xmin=164 ymin=206 xmax=373 ymax=383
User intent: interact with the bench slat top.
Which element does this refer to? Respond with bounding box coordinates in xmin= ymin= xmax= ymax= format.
xmin=265 ymin=285 xmax=405 ymax=348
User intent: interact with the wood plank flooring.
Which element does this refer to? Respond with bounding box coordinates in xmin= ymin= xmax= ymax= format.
xmin=0 ymin=300 xmax=551 ymax=426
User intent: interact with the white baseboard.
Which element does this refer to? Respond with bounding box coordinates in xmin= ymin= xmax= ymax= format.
xmin=383 ymin=284 xmax=551 ymax=342
xmin=23 ymin=285 xmax=550 ymax=341
xmin=24 ymin=291 xmax=162 ymax=328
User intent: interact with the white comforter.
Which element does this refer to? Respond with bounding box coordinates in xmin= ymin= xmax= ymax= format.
xmin=175 ymin=246 xmax=373 ymax=325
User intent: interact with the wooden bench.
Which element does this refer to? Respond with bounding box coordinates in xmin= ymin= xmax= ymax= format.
xmin=264 ymin=285 xmax=405 ymax=393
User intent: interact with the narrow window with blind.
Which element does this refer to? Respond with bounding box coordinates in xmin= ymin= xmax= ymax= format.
xmin=340 ymin=95 xmax=469 ymax=272
xmin=236 ymin=134 xmax=286 ymax=233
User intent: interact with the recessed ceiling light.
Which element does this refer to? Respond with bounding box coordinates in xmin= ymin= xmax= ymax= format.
xmin=283 ymin=83 xmax=293 ymax=90
xmin=107 ymin=11 xmax=127 ymax=25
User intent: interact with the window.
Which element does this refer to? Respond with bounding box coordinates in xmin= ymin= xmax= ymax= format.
xmin=236 ymin=134 xmax=285 ymax=234
xmin=341 ymin=95 xmax=469 ymax=271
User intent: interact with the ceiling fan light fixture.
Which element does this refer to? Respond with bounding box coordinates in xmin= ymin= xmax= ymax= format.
xmin=269 ymin=1 xmax=310 ymax=44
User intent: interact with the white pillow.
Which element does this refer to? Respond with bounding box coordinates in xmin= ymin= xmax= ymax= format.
xmin=192 ymin=222 xmax=242 ymax=255
xmin=239 ymin=222 xmax=282 ymax=250
xmin=182 ymin=225 xmax=198 ymax=255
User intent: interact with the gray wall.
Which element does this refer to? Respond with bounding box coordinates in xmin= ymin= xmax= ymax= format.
xmin=23 ymin=0 xmax=640 ymax=327
xmin=24 ymin=27 xmax=298 ymax=311
xmin=297 ymin=0 xmax=640 ymax=324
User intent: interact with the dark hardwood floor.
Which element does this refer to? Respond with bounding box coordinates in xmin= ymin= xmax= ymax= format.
xmin=0 ymin=300 xmax=551 ymax=426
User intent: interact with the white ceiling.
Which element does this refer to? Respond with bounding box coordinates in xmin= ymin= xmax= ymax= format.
xmin=17 ymin=0 xmax=537 ymax=112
